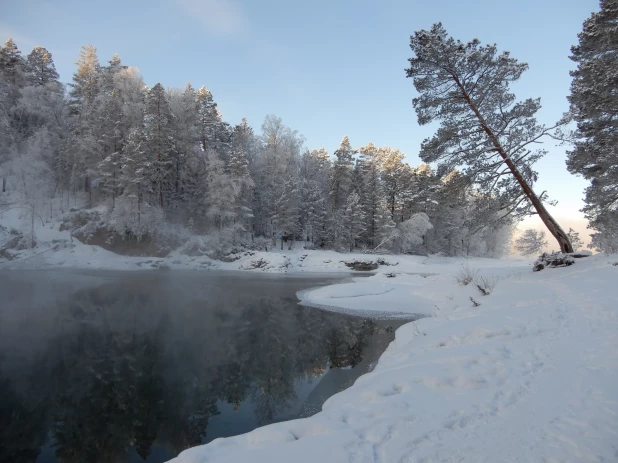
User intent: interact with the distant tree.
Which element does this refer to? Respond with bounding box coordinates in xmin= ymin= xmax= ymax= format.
xmin=379 ymin=146 xmax=407 ymax=219
xmin=514 ymin=229 xmax=548 ymax=256
xmin=405 ymin=23 xmax=573 ymax=253
xmin=196 ymin=86 xmax=220 ymax=153
xmin=357 ymin=142 xmax=384 ymax=246
xmin=69 ymin=44 xmax=100 ymax=108
xmin=330 ymin=136 xmax=356 ymax=210
xmin=567 ymin=0 xmax=618 ymax=253
xmin=0 ymin=38 xmax=26 ymax=90
xmin=342 ymin=191 xmax=365 ymax=251
xmin=394 ymin=212 xmax=433 ymax=253
xmin=144 ymin=83 xmax=174 ymax=209
xmin=567 ymin=228 xmax=584 ymax=252
xmin=25 ymin=46 xmax=59 ymax=86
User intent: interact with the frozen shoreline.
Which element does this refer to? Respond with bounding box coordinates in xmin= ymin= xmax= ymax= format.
xmin=3 ymin=207 xmax=618 ymax=462
xmin=167 ymin=253 xmax=618 ymax=463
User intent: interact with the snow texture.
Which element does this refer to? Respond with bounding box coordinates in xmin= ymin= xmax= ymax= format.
xmin=166 ymin=254 xmax=617 ymax=462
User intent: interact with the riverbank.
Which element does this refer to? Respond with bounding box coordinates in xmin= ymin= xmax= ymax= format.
xmin=3 ymin=207 xmax=618 ymax=461
xmin=169 ymin=253 xmax=618 ymax=463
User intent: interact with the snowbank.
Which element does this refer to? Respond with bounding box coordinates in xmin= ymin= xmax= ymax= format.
xmin=169 ymin=254 xmax=618 ymax=462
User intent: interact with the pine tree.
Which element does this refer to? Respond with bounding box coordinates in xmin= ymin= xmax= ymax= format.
xmin=67 ymin=44 xmax=102 ymax=202
xmin=379 ymin=146 xmax=406 ymax=219
xmin=514 ymin=229 xmax=548 ymax=256
xmin=69 ymin=45 xmax=100 ymax=109
xmin=405 ymin=23 xmax=573 ymax=253
xmin=205 ymin=151 xmax=235 ymax=231
xmin=168 ymin=83 xmax=199 ymax=222
xmin=25 ymin=46 xmax=59 ymax=86
xmin=97 ymin=89 xmax=124 ymax=208
xmin=197 ymin=86 xmax=219 ymax=153
xmin=144 ymin=83 xmax=174 ymax=209
xmin=567 ymin=228 xmax=584 ymax=252
xmin=331 ymin=136 xmax=356 ymax=210
xmin=0 ymin=38 xmax=26 ymax=90
xmin=358 ymin=142 xmax=384 ymax=246
xmin=343 ymin=192 xmax=366 ymax=251
xmin=567 ymin=0 xmax=618 ymax=252
xmin=228 ymin=140 xmax=254 ymax=239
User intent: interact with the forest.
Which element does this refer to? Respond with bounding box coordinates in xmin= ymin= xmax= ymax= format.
xmin=0 ymin=40 xmax=514 ymax=258
xmin=0 ymin=2 xmax=615 ymax=258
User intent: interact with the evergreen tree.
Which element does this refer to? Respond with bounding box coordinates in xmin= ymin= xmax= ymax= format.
xmin=405 ymin=23 xmax=573 ymax=252
xmin=168 ymin=83 xmax=199 ymax=222
xmin=205 ymin=151 xmax=235 ymax=231
xmin=67 ymin=44 xmax=102 ymax=202
xmin=228 ymin=138 xmax=254 ymax=240
xmin=358 ymin=142 xmax=384 ymax=246
xmin=331 ymin=136 xmax=356 ymax=210
xmin=197 ymin=86 xmax=219 ymax=153
xmin=343 ymin=191 xmax=365 ymax=251
xmin=69 ymin=44 xmax=100 ymax=109
xmin=567 ymin=228 xmax=584 ymax=252
xmin=144 ymin=83 xmax=174 ymax=209
xmin=379 ymin=146 xmax=406 ymax=219
xmin=514 ymin=229 xmax=548 ymax=255
xmin=567 ymin=0 xmax=618 ymax=252
xmin=0 ymin=38 xmax=26 ymax=90
xmin=25 ymin=46 xmax=59 ymax=86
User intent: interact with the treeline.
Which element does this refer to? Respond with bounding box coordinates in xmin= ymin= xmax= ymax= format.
xmin=0 ymin=40 xmax=513 ymax=257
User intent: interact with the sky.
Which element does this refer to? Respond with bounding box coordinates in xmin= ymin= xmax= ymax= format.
xmin=3 ymin=0 xmax=600 ymax=241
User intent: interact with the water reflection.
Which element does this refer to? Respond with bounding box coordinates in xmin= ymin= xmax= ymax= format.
xmin=0 ymin=271 xmax=403 ymax=462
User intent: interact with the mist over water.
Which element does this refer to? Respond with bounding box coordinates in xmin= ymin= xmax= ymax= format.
xmin=0 ymin=270 xmax=406 ymax=462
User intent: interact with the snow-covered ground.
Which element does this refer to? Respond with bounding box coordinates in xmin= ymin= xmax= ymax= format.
xmin=167 ymin=255 xmax=617 ymax=462
xmin=0 ymin=206 xmax=520 ymax=276
xmin=2 ymin=207 xmax=618 ymax=461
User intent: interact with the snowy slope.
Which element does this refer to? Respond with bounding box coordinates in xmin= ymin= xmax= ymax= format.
xmin=169 ymin=255 xmax=618 ymax=463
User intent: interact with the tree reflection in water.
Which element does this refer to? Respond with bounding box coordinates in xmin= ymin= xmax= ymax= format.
xmin=0 ymin=274 xmax=399 ymax=462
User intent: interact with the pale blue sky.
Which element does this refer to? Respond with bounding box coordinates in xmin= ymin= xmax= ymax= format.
xmin=3 ymin=0 xmax=599 ymax=227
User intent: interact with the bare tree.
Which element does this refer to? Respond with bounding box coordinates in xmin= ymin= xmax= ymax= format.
xmin=405 ymin=23 xmax=573 ymax=252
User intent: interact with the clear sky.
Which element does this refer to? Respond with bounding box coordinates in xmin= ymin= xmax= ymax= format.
xmin=3 ymin=0 xmax=600 ymax=237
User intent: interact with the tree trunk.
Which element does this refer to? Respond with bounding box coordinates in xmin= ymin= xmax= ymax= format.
xmin=454 ymin=78 xmax=573 ymax=253
xmin=2 ymin=176 xmax=5 ymax=193
xmin=137 ymin=181 xmax=142 ymax=226
xmin=30 ymin=205 xmax=35 ymax=249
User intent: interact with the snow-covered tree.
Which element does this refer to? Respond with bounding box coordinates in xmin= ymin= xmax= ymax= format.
xmin=514 ymin=229 xmax=548 ymax=256
xmin=567 ymin=228 xmax=584 ymax=252
xmin=25 ymin=46 xmax=59 ymax=87
xmin=392 ymin=212 xmax=433 ymax=254
xmin=205 ymin=151 xmax=235 ymax=231
xmin=330 ymin=136 xmax=356 ymax=210
xmin=144 ymin=83 xmax=174 ymax=209
xmin=567 ymin=0 xmax=618 ymax=253
xmin=406 ymin=23 xmax=572 ymax=253
xmin=379 ymin=146 xmax=407 ymax=219
xmin=357 ymin=142 xmax=384 ymax=246
xmin=342 ymin=191 xmax=365 ymax=251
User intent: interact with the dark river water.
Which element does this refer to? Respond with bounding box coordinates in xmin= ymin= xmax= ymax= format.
xmin=0 ymin=270 xmax=408 ymax=463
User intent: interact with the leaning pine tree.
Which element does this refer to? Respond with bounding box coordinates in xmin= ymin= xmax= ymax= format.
xmin=405 ymin=23 xmax=573 ymax=253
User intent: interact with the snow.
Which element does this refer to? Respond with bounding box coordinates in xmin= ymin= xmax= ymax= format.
xmin=168 ymin=255 xmax=618 ymax=462
xmin=2 ymin=207 xmax=618 ymax=462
